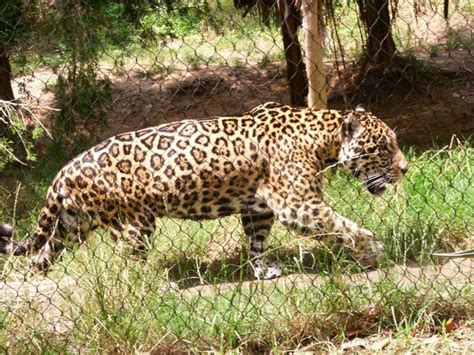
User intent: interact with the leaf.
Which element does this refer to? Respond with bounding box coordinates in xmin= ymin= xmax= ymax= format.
xmin=445 ymin=318 xmax=455 ymax=333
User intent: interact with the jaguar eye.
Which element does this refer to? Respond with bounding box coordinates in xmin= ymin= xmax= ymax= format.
xmin=378 ymin=144 xmax=393 ymax=155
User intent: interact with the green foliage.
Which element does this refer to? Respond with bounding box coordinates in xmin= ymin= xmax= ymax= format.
xmin=53 ymin=67 xmax=111 ymax=132
xmin=428 ymin=44 xmax=440 ymax=58
xmin=143 ymin=1 xmax=225 ymax=41
xmin=446 ymin=30 xmax=474 ymax=50
xmin=0 ymin=102 xmax=43 ymax=171
xmin=0 ymin=1 xmax=23 ymax=46
xmin=3 ymin=1 xmax=237 ymax=137
xmin=39 ymin=1 xmax=115 ymax=133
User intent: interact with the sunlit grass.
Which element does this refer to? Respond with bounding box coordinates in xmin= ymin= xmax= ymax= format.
xmin=0 ymin=142 xmax=472 ymax=351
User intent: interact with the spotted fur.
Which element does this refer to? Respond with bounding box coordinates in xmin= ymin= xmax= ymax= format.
xmin=0 ymin=102 xmax=408 ymax=278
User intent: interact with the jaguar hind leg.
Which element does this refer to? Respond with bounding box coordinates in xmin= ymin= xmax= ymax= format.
xmin=241 ymin=211 xmax=282 ymax=279
xmin=109 ymin=213 xmax=155 ymax=257
xmin=31 ymin=207 xmax=94 ymax=271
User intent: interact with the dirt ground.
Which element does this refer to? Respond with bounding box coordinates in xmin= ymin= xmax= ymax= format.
xmin=102 ymin=48 xmax=474 ymax=148
xmin=181 ymin=258 xmax=474 ymax=296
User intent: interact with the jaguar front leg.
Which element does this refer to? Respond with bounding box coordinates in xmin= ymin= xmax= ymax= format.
xmin=286 ymin=198 xmax=384 ymax=268
xmin=241 ymin=211 xmax=282 ymax=279
xmin=265 ymin=189 xmax=384 ymax=268
xmin=328 ymin=218 xmax=385 ymax=268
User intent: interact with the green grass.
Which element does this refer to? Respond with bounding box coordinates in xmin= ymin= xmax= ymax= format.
xmin=1 ymin=255 xmax=472 ymax=351
xmin=324 ymin=144 xmax=473 ymax=263
xmin=0 ymin=142 xmax=472 ymax=351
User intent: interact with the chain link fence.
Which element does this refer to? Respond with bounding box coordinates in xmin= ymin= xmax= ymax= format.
xmin=0 ymin=0 xmax=473 ymax=351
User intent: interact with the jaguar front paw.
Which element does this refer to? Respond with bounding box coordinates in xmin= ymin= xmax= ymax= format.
xmin=355 ymin=239 xmax=385 ymax=269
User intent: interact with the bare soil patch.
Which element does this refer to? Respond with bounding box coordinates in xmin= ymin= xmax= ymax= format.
xmin=101 ymin=52 xmax=474 ymax=147
xmin=181 ymin=258 xmax=473 ymax=297
xmin=12 ymin=47 xmax=473 ymax=149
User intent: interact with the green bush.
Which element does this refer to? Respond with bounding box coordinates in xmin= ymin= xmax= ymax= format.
xmin=0 ymin=102 xmax=43 ymax=172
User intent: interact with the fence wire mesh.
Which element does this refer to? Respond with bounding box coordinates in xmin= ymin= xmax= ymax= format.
xmin=0 ymin=0 xmax=473 ymax=352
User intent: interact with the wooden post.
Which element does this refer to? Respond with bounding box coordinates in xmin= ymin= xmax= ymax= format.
xmin=300 ymin=0 xmax=327 ymax=109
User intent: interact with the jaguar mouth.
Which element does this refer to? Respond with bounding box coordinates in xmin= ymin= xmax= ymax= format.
xmin=364 ymin=174 xmax=389 ymax=195
xmin=367 ymin=184 xmax=386 ymax=195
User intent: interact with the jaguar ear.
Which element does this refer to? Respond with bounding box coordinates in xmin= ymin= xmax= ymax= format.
xmin=341 ymin=113 xmax=364 ymax=141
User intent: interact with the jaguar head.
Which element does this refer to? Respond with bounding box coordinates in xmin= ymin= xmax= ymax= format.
xmin=338 ymin=112 xmax=409 ymax=195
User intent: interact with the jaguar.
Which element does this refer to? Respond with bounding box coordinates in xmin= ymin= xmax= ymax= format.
xmin=0 ymin=102 xmax=408 ymax=279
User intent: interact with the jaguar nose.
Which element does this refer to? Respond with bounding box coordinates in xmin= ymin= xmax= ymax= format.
xmin=400 ymin=164 xmax=409 ymax=175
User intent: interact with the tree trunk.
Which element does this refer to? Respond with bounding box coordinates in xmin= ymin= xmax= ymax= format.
xmin=357 ymin=0 xmax=397 ymax=65
xmin=0 ymin=42 xmax=14 ymax=101
xmin=276 ymin=0 xmax=307 ymax=107
xmin=300 ymin=0 xmax=327 ymax=109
